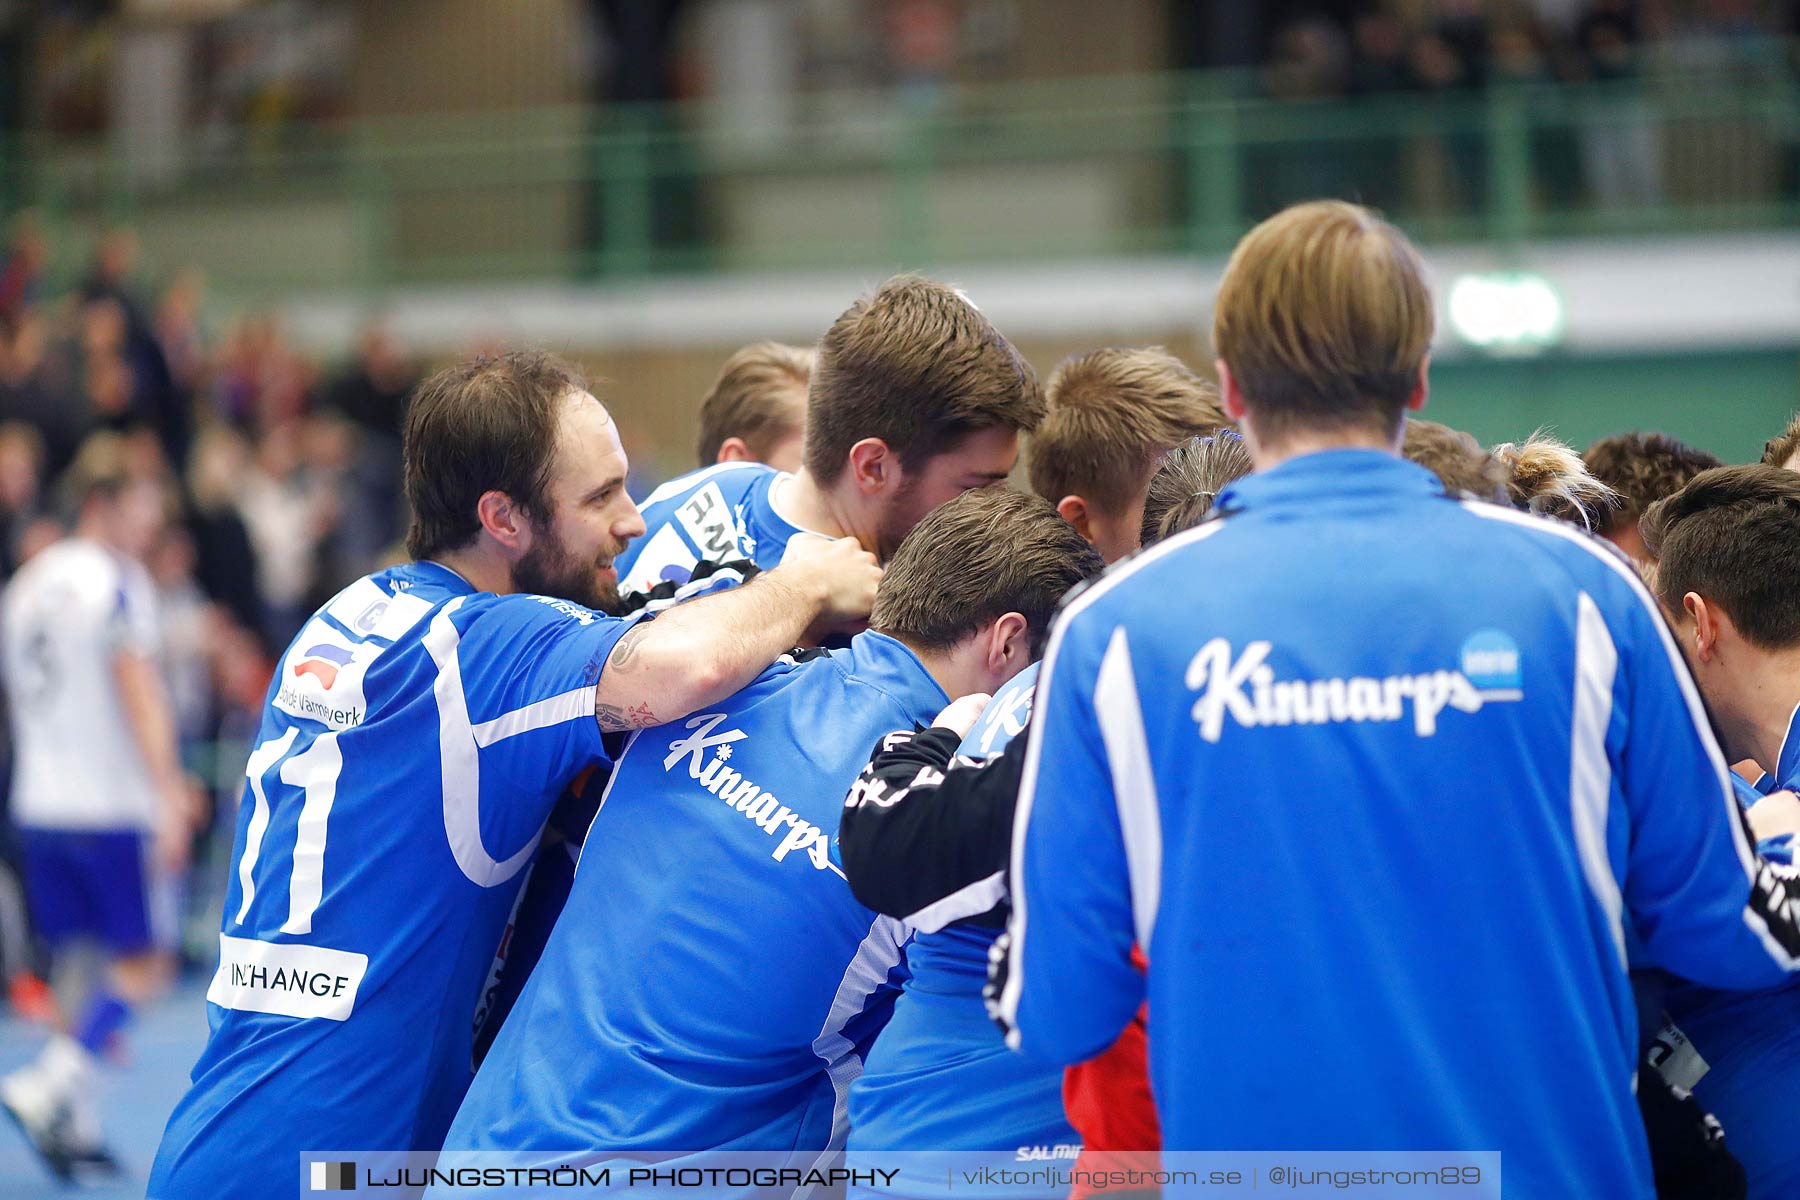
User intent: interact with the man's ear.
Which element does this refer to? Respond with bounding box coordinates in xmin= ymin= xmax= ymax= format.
xmin=1407 ymin=355 xmax=1430 ymax=412
xmin=1216 ymin=359 xmax=1247 ymax=422
xmin=1686 ymin=592 xmax=1725 ymax=663
xmin=1055 ymin=495 xmax=1094 ymax=544
xmin=716 ymin=437 xmax=755 ymax=464
xmin=476 ymin=490 xmax=531 ymax=556
xmin=985 ymin=611 xmax=1030 ymax=674
xmin=846 ymin=438 xmax=896 ymax=496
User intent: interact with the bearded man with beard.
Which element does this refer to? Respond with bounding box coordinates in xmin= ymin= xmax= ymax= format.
xmin=148 ymin=352 xmax=882 ymax=1200
xmin=615 ymin=274 xmax=1043 ymax=593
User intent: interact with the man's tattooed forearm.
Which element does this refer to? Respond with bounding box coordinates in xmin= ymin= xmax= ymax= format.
xmin=607 ymin=624 xmax=652 ymax=670
xmin=596 ymin=700 xmax=659 ymax=732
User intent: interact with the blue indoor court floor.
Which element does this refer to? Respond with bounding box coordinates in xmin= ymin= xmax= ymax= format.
xmin=0 ymin=980 xmax=207 ymax=1198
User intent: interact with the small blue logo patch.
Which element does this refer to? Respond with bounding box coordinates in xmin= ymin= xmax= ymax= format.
xmin=1460 ymin=630 xmax=1523 ymax=697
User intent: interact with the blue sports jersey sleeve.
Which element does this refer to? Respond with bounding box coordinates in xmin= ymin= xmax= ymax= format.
xmin=428 ymin=593 xmax=633 ymax=880
xmin=995 ymin=616 xmax=1143 ymax=1065
xmin=617 ymin=464 xmax=774 ymax=596
xmin=1605 ymin=580 xmax=1800 ymax=988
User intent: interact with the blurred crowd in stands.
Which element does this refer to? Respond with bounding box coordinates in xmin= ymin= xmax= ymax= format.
xmin=0 ymin=214 xmax=420 ymax=965
xmin=1265 ymin=0 xmax=1797 ymax=102
xmin=1252 ymin=0 xmax=1800 ymax=214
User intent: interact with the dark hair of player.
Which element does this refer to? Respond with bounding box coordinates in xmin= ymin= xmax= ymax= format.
xmin=1138 ymin=431 xmax=1254 ymax=546
xmin=694 ymin=341 xmax=813 ymax=467
xmin=402 ymin=350 xmax=587 ymax=561
xmin=1027 ymin=347 xmax=1228 ymax=512
xmin=871 ymin=487 xmax=1103 ymax=659
xmin=803 ymin=275 xmax=1044 ymax=485
xmin=1582 ymin=431 xmax=1722 ymax=536
xmin=1642 ymin=465 xmax=1800 ymax=649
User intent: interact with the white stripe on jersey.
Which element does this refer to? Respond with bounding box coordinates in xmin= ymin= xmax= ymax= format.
xmin=236 ymin=728 xmax=299 ymax=926
xmin=422 ymin=599 xmax=542 ymax=889
xmin=1096 ymin=626 xmax=1163 ymax=951
xmin=1457 ymin=502 xmax=1800 ymax=967
xmin=1571 ymin=592 xmax=1626 ymax=969
xmin=904 ymin=869 xmax=1006 ymax=934
xmin=472 ymin=687 xmax=597 ymax=748
xmin=998 ymin=519 xmax=1230 ymax=1045
xmin=803 ymin=914 xmax=908 ymax=1187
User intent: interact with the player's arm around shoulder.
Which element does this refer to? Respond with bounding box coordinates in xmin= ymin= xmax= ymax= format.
xmin=593 ymin=533 xmax=881 ymax=732
xmin=840 ymin=696 xmax=1026 ymax=927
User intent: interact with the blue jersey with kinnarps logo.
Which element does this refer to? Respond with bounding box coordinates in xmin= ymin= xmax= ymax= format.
xmin=150 ymin=563 xmax=631 ymax=1200
xmin=849 ymin=663 xmax=1078 ymax=1198
xmin=616 ymin=463 xmax=814 ymax=597
xmin=1666 ymin=702 xmax=1800 ymax=1200
xmin=994 ymin=450 xmax=1800 ymax=1200
xmin=438 ymin=631 xmax=944 ymax=1187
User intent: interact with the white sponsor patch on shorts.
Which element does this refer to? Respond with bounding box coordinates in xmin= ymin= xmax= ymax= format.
xmin=207 ymin=934 xmax=369 ymax=1021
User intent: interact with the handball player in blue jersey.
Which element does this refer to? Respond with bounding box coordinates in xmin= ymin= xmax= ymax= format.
xmin=148 ymin=352 xmax=881 ymax=1200
xmin=836 ymin=356 xmax=1229 ymax=1200
xmin=1641 ymin=466 xmax=1800 ymax=1199
xmin=615 ymin=274 xmax=1042 ymax=595
xmin=992 ymin=202 xmax=1800 ymax=1199
xmin=435 ymin=489 xmax=1101 ymax=1193
xmin=468 ymin=275 xmax=1045 ymax=1061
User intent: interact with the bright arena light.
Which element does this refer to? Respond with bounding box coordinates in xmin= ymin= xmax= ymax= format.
xmin=1448 ymin=272 xmax=1565 ymax=352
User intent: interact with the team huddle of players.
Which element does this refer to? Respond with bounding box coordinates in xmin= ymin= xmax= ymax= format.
xmin=12 ymin=198 xmax=1789 ymax=1198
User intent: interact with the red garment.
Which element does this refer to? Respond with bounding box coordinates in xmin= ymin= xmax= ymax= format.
xmin=1063 ymin=947 xmax=1161 ymax=1199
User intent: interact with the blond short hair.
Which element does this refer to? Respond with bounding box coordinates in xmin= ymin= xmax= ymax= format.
xmin=1213 ymin=201 xmax=1434 ymax=443
xmin=1027 ymin=347 xmax=1229 ymax=512
xmin=695 ymin=342 xmax=813 ymax=467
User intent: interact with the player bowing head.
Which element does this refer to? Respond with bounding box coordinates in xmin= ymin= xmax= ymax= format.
xmin=1643 ymin=466 xmax=1800 ymax=780
xmin=1404 ymin=419 xmax=1618 ymax=533
xmin=436 ymin=488 xmax=1100 ymax=1178
xmin=1027 ymin=347 xmax=1228 ymax=564
xmin=1136 ymin=429 xmax=1255 ymax=547
xmin=869 ymin=487 xmax=1103 ymax=673
xmin=1582 ymin=431 xmax=1721 ymax=566
xmin=1639 ymin=464 xmax=1800 ymax=1200
xmin=617 ymin=275 xmax=1043 ymax=599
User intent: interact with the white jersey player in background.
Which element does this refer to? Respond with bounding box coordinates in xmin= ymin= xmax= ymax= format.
xmin=0 ymin=433 xmax=197 ymax=1179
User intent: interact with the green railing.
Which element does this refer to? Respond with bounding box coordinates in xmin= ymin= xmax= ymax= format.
xmin=4 ymin=39 xmax=1798 ymax=295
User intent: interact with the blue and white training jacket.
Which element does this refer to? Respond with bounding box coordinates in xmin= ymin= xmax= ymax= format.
xmin=993 ymin=449 xmax=1800 ymax=1200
